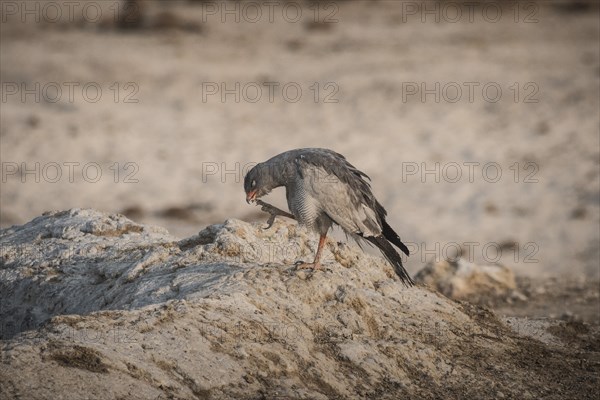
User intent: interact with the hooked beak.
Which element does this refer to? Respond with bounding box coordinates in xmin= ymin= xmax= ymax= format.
xmin=246 ymin=190 xmax=257 ymax=204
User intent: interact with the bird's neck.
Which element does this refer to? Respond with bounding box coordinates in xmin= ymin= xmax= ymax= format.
xmin=270 ymin=163 xmax=291 ymax=188
xmin=258 ymin=160 xmax=290 ymax=190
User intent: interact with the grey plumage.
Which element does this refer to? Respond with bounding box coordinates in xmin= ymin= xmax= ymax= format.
xmin=244 ymin=148 xmax=414 ymax=287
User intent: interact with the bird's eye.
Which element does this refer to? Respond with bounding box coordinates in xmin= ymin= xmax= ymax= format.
xmin=251 ymin=180 xmax=256 ymax=187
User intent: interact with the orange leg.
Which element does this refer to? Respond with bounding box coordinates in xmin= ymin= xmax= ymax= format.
xmin=297 ymin=234 xmax=327 ymax=270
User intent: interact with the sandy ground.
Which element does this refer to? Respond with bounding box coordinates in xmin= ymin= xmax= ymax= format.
xmin=1 ymin=1 xmax=599 ymax=317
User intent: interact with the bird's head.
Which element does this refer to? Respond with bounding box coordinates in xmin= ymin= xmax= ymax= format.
xmin=244 ymin=163 xmax=275 ymax=204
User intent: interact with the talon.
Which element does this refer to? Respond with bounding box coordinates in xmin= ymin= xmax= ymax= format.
xmin=295 ymin=262 xmax=322 ymax=270
xmin=263 ymin=214 xmax=276 ymax=229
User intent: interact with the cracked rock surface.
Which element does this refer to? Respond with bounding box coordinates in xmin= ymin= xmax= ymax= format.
xmin=1 ymin=209 xmax=597 ymax=399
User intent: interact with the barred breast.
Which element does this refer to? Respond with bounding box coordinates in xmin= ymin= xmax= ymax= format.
xmin=287 ymin=178 xmax=318 ymax=227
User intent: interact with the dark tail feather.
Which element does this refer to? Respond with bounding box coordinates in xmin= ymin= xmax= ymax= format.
xmin=381 ymin=219 xmax=410 ymax=256
xmin=366 ymin=235 xmax=414 ymax=287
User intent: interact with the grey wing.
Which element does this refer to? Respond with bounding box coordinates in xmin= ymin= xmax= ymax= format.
xmin=293 ymin=148 xmax=389 ymax=218
xmin=294 ymin=149 xmax=371 ymax=186
xmin=298 ymin=162 xmax=383 ymax=237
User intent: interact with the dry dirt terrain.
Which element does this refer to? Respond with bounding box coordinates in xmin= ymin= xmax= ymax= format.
xmin=0 ymin=209 xmax=598 ymax=399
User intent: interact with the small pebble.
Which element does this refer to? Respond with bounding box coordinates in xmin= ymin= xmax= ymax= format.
xmin=296 ymin=270 xmax=310 ymax=280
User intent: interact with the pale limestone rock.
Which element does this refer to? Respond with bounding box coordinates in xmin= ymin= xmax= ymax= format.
xmin=414 ymin=258 xmax=519 ymax=305
xmin=0 ymin=209 xmax=591 ymax=399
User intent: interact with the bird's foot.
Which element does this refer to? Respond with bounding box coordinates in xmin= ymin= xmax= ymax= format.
xmin=294 ymin=261 xmax=322 ymax=271
xmin=263 ymin=214 xmax=276 ymax=230
xmin=256 ymin=200 xmax=294 ymax=230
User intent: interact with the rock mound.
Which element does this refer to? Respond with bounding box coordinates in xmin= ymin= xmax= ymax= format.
xmin=0 ymin=209 xmax=596 ymax=399
xmin=415 ymin=259 xmax=526 ymax=306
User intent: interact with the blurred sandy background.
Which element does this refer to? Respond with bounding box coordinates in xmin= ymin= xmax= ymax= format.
xmin=1 ymin=0 xmax=599 ymax=279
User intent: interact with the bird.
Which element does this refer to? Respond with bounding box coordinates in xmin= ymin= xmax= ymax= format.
xmin=244 ymin=148 xmax=414 ymax=287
